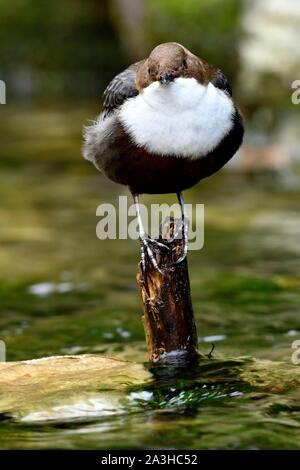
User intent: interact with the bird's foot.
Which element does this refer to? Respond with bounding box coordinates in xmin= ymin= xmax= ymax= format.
xmin=140 ymin=236 xmax=166 ymax=275
xmin=134 ymin=192 xmax=188 ymax=274
xmin=145 ymin=237 xmax=170 ymax=251
xmin=140 ymin=236 xmax=187 ymax=273
xmin=170 ymin=220 xmax=189 ymax=266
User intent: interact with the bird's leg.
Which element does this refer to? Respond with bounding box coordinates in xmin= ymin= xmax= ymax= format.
xmin=132 ymin=193 xmax=169 ymax=251
xmin=133 ymin=193 xmax=165 ymax=274
xmin=173 ymin=192 xmax=189 ymax=265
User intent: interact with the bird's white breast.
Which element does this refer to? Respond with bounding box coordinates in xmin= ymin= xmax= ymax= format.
xmin=118 ymin=77 xmax=235 ymax=159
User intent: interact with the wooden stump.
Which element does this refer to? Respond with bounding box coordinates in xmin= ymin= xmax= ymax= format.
xmin=137 ymin=218 xmax=199 ymax=363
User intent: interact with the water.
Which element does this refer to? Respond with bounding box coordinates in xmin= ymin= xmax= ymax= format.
xmin=0 ymin=104 xmax=300 ymax=449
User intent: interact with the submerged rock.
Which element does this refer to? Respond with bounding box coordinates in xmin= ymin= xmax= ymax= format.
xmin=0 ymin=355 xmax=152 ymax=421
xmin=0 ymin=354 xmax=300 ymax=424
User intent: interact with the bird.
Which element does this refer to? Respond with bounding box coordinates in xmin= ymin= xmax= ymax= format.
xmin=83 ymin=42 xmax=244 ymax=273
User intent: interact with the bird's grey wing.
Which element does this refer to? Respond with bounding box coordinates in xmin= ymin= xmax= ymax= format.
xmin=102 ymin=61 xmax=143 ymax=118
xmin=210 ymin=68 xmax=232 ymax=96
xmin=83 ymin=61 xmax=143 ymax=169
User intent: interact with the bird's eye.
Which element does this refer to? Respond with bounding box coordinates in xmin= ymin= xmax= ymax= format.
xmin=148 ymin=67 xmax=151 ymax=75
xmin=182 ymin=58 xmax=187 ymax=68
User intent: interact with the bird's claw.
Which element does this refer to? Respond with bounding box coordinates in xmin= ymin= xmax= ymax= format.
xmin=140 ymin=237 xmax=165 ymax=275
xmin=140 ymin=239 xmax=187 ymax=273
xmin=146 ymin=237 xmax=170 ymax=251
xmin=134 ymin=192 xmax=188 ymax=275
xmin=171 ymin=252 xmax=187 ymax=266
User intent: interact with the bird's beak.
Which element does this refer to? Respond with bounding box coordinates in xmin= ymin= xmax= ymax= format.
xmin=159 ymin=73 xmax=174 ymax=85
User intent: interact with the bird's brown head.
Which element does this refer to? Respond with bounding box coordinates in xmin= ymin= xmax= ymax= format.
xmin=136 ymin=42 xmax=208 ymax=91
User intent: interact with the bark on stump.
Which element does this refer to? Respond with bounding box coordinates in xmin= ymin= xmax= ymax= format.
xmin=137 ymin=219 xmax=199 ymax=363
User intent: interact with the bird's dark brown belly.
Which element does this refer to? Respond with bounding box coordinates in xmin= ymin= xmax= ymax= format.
xmin=102 ymin=110 xmax=244 ymax=194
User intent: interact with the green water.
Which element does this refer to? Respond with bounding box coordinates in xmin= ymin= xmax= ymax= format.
xmin=0 ymin=104 xmax=300 ymax=449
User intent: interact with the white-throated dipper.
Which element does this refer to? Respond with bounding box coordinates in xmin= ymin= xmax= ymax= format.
xmin=83 ymin=42 xmax=244 ymax=272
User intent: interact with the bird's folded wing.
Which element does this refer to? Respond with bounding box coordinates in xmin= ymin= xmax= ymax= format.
xmin=210 ymin=67 xmax=232 ymax=96
xmin=103 ymin=61 xmax=144 ymax=118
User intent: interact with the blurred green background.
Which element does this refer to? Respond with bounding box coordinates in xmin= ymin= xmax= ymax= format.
xmin=0 ymin=0 xmax=300 ymax=450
